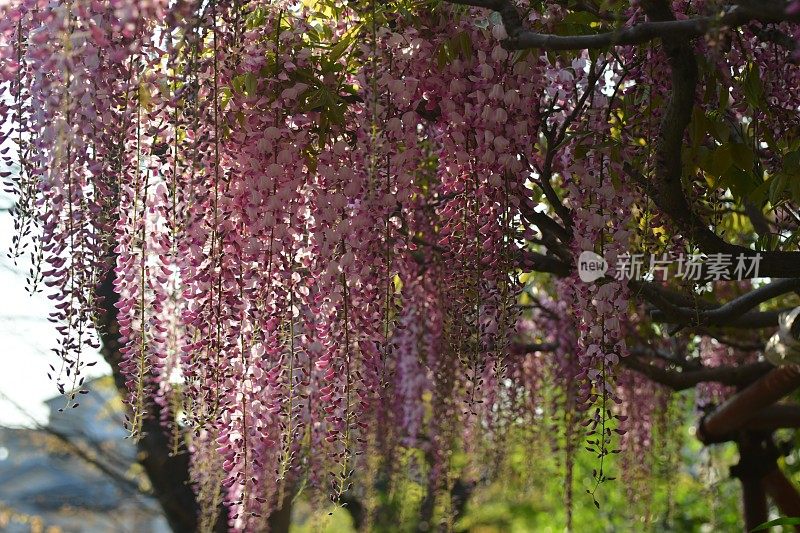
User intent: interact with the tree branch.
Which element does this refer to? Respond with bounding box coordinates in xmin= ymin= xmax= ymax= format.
xmin=519 ymin=250 xmax=572 ymax=276
xmin=634 ymin=278 xmax=800 ymax=328
xmin=520 ymin=205 xmax=571 ymax=243
xmin=530 ymin=61 xmax=606 ymax=231
xmin=510 ymin=341 xmax=560 ymax=354
xmin=627 ymin=0 xmax=800 ymax=278
xmin=513 ymin=341 xmax=773 ymax=390
xmin=648 ymin=308 xmax=787 ymax=329
xmin=95 ymin=262 xmax=225 ymax=532
xmin=0 ymin=390 xmax=147 ymax=500
xmin=629 ymin=345 xmax=701 ymax=370
xmin=693 ymin=328 xmax=766 ymax=351
xmin=621 ymin=355 xmax=773 ymax=391
xmin=445 ymin=0 xmax=800 ymax=50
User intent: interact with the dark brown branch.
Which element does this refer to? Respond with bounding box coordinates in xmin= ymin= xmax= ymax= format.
xmin=519 ymin=293 xmax=561 ymax=319
xmin=629 ymin=166 xmax=800 ymax=279
xmin=735 ymin=0 xmax=800 ymax=20
xmin=629 ymin=0 xmax=800 ymax=279
xmin=445 ymin=0 xmax=800 ymax=50
xmin=446 ymin=0 xmax=497 ymax=8
xmin=519 ymin=250 xmax=572 ymax=276
xmin=630 ymin=280 xmax=716 ymax=311
xmin=518 ymin=205 xmax=574 ymax=266
xmin=96 ymin=264 xmax=225 ymax=532
xmin=629 ymin=346 xmax=701 ymax=370
xmin=511 ymin=341 xmax=560 ymax=354
xmin=518 ymin=338 xmax=774 ymax=390
xmin=714 ymin=434 xmax=800 ymax=525
xmin=519 ymin=203 xmax=571 ymax=243
xmin=41 ymin=425 xmax=146 ymax=497
xmin=693 ymin=328 xmax=766 ymax=351
xmin=749 ymin=24 xmax=799 ymax=50
xmin=531 ymin=61 xmax=606 ymax=231
xmin=621 ymin=355 xmax=772 ymax=391
xmin=649 ymin=308 xmax=786 ymax=329
xmin=0 ymin=390 xmax=146 ymax=499
xmin=735 ymin=435 xmax=771 ymax=531
xmin=636 ymin=278 xmax=800 ymax=328
xmin=695 ymin=279 xmax=800 ymax=320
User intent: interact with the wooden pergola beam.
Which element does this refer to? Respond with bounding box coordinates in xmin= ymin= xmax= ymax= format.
xmin=745 ymin=405 xmax=800 ymax=432
xmin=698 ymin=366 xmax=800 ymax=444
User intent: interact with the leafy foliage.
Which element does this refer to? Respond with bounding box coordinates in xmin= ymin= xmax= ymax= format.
xmin=0 ymin=0 xmax=799 ymax=530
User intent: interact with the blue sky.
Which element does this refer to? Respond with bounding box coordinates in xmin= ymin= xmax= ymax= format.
xmin=0 ymin=198 xmax=110 ymax=426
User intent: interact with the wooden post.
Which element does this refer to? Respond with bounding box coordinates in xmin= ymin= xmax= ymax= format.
xmin=763 ymin=468 xmax=800 ymax=532
xmin=732 ymin=435 xmax=771 ymax=532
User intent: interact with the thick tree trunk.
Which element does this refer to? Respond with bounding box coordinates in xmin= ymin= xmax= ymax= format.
xmin=96 ymin=263 xmax=296 ymax=532
xmin=96 ymin=265 xmax=227 ymax=532
xmin=267 ymin=494 xmax=294 ymax=533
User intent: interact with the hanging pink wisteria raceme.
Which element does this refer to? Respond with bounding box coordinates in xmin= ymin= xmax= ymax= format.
xmin=2 ymin=0 xmax=800 ymax=530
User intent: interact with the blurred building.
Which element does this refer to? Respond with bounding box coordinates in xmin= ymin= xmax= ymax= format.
xmin=0 ymin=377 xmax=170 ymax=533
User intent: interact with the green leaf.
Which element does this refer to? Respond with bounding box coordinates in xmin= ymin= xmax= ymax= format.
xmin=554 ymin=11 xmax=601 ymax=36
xmin=743 ymin=63 xmax=765 ymax=110
xmin=690 ymin=108 xmax=708 ymax=145
xmin=731 ymin=142 xmax=754 ymax=171
xmin=718 ymin=84 xmax=730 ymax=111
xmin=244 ymin=73 xmax=257 ymax=96
xmin=710 ymin=116 xmax=731 ymax=143
xmin=751 ymin=516 xmax=800 ymax=531
xmin=699 ymin=144 xmax=732 ymax=180
xmin=138 ymin=83 xmax=152 ymax=111
xmin=457 ymin=31 xmax=473 ymax=58
xmin=327 ymin=39 xmax=352 ymax=66
xmin=246 ymin=6 xmax=267 ymax=29
xmin=789 ymin=176 xmax=800 ymax=204
xmin=748 ymin=174 xmax=774 ymax=205
xmin=784 ymin=150 xmax=800 ymax=176
xmin=779 ymin=150 xmax=800 ymax=202
xmin=436 ymin=43 xmax=451 ymax=69
xmin=769 ymin=172 xmax=788 ymax=204
xmin=219 ymin=87 xmax=232 ymax=112
xmin=326 ymin=22 xmax=362 ymax=66
xmin=442 ymin=31 xmax=473 ymax=63
xmin=721 ymin=166 xmax=759 ymax=200
xmin=231 ymin=73 xmax=257 ymax=97
xmin=300 ymin=87 xmax=325 ymax=111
